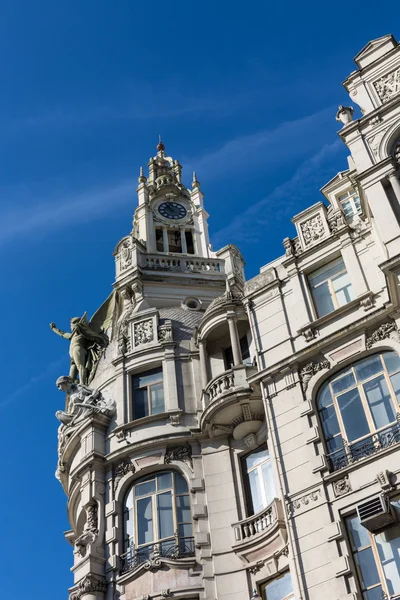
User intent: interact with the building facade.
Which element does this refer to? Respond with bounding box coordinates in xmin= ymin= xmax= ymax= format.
xmin=54 ymin=34 xmax=400 ymax=600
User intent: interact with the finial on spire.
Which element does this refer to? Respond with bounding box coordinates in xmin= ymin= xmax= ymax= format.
xmin=157 ymin=135 xmax=165 ymax=153
xmin=138 ymin=166 xmax=147 ymax=184
xmin=192 ymin=171 xmax=200 ymax=189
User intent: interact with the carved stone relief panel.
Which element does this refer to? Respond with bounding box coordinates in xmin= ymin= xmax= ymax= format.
xmin=373 ymin=67 xmax=400 ymax=103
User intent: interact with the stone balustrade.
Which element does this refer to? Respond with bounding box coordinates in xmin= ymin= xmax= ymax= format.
xmin=232 ymin=499 xmax=280 ymax=544
xmin=141 ymin=254 xmax=225 ymax=274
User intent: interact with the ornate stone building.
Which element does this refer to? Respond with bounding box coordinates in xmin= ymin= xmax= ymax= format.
xmin=54 ymin=34 xmax=400 ymax=600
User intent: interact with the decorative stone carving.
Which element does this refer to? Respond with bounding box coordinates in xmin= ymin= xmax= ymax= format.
xmin=293 ymin=237 xmax=302 ymax=255
xmin=332 ymin=476 xmax=352 ymax=497
xmin=360 ymin=296 xmax=375 ymax=311
xmin=369 ymin=115 xmax=382 ymax=126
xmin=365 ymin=319 xmax=400 ymax=349
xmin=159 ymin=320 xmax=173 ymax=342
xmin=287 ymin=489 xmax=321 ymax=517
xmin=300 ymin=360 xmax=331 ymax=392
xmin=69 ymin=575 xmax=107 ymax=600
xmin=300 ymin=214 xmax=325 ymax=246
xmin=74 ymin=503 xmax=99 ymax=557
xmin=283 ymin=237 xmax=294 ymax=257
xmin=169 ymin=413 xmax=180 ymax=426
xmin=113 ymin=460 xmax=135 ymax=491
xmin=377 ymin=469 xmax=394 ymax=492
xmin=134 ymin=319 xmax=154 ymax=346
xmin=327 ymin=208 xmax=345 ymax=233
xmin=161 ymin=591 xmax=171 ymax=597
xmin=394 ymin=139 xmax=400 ymax=165
xmin=302 ymin=326 xmax=317 ymax=343
xmin=165 ymin=445 xmax=193 ymax=471
xmin=120 ymin=238 xmax=132 ymax=271
xmin=368 ymin=130 xmax=386 ymax=158
xmin=117 ymin=301 xmax=135 ymax=354
xmin=335 ymin=105 xmax=354 ymax=126
xmin=374 ymin=67 xmax=400 ymax=103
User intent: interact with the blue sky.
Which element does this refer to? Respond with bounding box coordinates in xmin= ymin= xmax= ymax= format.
xmin=1 ymin=2 xmax=399 ymax=598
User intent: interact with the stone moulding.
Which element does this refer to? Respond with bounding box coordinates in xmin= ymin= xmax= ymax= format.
xmin=365 ymin=319 xmax=400 ymax=349
xmin=286 ymin=488 xmax=322 ymax=517
xmin=69 ymin=575 xmax=107 ymax=600
xmin=164 ymin=445 xmax=193 ymax=471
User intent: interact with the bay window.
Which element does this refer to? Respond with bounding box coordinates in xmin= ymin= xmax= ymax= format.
xmin=123 ymin=471 xmax=194 ymax=572
xmin=308 ymin=257 xmax=354 ymax=318
xmin=347 ymin=513 xmax=400 ymax=598
xmin=242 ymin=446 xmax=276 ymax=516
xmin=318 ymin=351 xmax=400 ymax=470
xmin=132 ymin=367 xmax=164 ymax=419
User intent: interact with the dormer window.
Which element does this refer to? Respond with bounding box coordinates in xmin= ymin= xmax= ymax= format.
xmin=338 ymin=188 xmax=361 ymax=219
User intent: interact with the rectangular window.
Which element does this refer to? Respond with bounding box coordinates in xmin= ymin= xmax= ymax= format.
xmin=347 ymin=514 xmax=400 ymax=598
xmin=338 ymin=188 xmax=362 ymax=219
xmin=156 ymin=228 xmax=164 ymax=252
xmin=132 ymin=367 xmax=164 ymax=419
xmin=242 ymin=445 xmax=276 ymax=516
xmin=308 ymin=257 xmax=354 ymax=318
xmin=185 ymin=230 xmax=195 ymax=254
xmin=168 ymin=229 xmax=182 ymax=253
xmin=261 ymin=571 xmax=294 ymax=599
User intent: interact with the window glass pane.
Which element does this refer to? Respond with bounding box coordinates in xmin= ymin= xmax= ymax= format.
xmin=135 ymin=479 xmax=156 ymax=497
xmin=245 ymin=447 xmax=269 ymax=470
xmin=337 ymin=388 xmax=370 ymax=441
xmin=157 ymin=492 xmax=174 ymax=539
xmin=341 ymin=199 xmax=354 ymax=218
xmin=384 ymin=351 xmax=400 ymax=375
xmin=126 ymin=489 xmax=134 ymax=510
xmin=375 ymin=524 xmax=400 ymax=596
xmin=248 ymin=467 xmax=264 ymax=514
xmin=332 ymin=270 xmax=354 ymax=306
xmin=318 ymin=383 xmax=332 ymax=408
xmin=124 ymin=508 xmax=134 ymax=544
xmin=327 ymin=434 xmax=343 ymax=453
xmin=264 ymin=571 xmax=293 ymax=600
xmin=363 ymin=375 xmax=396 ymax=429
xmin=347 ymin=515 xmax=371 ymax=550
xmin=390 ymin=371 xmax=400 ymax=404
xmin=176 ymin=494 xmax=191 ymax=523
xmin=338 ymin=191 xmax=351 ymax=201
xmin=178 ymin=523 xmax=193 ymax=538
xmin=354 ymin=355 xmax=383 ymax=383
xmin=364 ymin=587 xmax=383 ymax=600
xmin=174 ymin=472 xmax=189 ymax=494
xmin=331 ymin=370 xmax=355 ymax=395
xmin=134 ymin=388 xmax=148 ymax=419
xmin=355 ymin=547 xmax=381 ymax=589
xmin=150 ymin=382 xmax=164 ymax=414
xmin=157 ymin=472 xmax=172 ymax=490
xmin=133 ymin=367 xmax=162 ymax=389
xmin=311 ymin=281 xmax=335 ymax=317
xmin=320 ymin=405 xmax=340 ymax=438
xmin=261 ymin=460 xmax=276 ymax=505
xmin=137 ymin=496 xmax=154 ymax=545
xmin=309 ymin=258 xmax=345 ymax=286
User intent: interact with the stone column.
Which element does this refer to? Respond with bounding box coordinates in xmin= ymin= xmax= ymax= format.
xmin=162 ymin=227 xmax=169 ymax=253
xmin=181 ymin=228 xmax=187 ymax=253
xmin=199 ymin=339 xmax=210 ymax=389
xmin=227 ymin=313 xmax=242 ymax=366
xmin=388 ymin=169 xmax=400 ymax=205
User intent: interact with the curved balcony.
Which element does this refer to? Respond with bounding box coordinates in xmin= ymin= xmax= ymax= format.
xmin=232 ymin=499 xmax=287 ymax=564
xmin=200 ymin=365 xmax=264 ymax=439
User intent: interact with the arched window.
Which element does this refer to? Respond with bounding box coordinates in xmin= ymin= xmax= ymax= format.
xmin=318 ymin=351 xmax=400 ymax=470
xmin=122 ymin=471 xmax=194 ymax=572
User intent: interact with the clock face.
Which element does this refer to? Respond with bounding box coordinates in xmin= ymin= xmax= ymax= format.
xmin=158 ymin=201 xmax=187 ymax=220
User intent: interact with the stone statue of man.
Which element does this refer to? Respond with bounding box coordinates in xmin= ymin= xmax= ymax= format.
xmin=50 ymin=313 xmax=109 ymax=384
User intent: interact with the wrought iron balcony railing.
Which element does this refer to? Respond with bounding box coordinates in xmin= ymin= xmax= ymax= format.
xmin=327 ymin=420 xmax=400 ymax=472
xmin=120 ymin=535 xmax=195 ymax=574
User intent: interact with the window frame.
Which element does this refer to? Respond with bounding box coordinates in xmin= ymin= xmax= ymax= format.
xmin=241 ymin=445 xmax=276 ymax=516
xmin=260 ymin=570 xmax=294 ymax=600
xmin=346 ymin=513 xmax=400 ymax=598
xmin=308 ymin=256 xmax=354 ymax=318
xmin=124 ymin=470 xmax=193 ymax=555
xmin=337 ymin=188 xmax=362 ymax=219
xmin=131 ymin=367 xmax=164 ymax=420
xmin=318 ymin=352 xmax=400 ymax=461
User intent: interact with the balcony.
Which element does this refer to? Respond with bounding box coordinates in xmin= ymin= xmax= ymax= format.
xmin=232 ymin=499 xmax=287 ymax=564
xmin=328 ymin=420 xmax=400 ymax=472
xmin=120 ymin=535 xmax=195 ymax=575
xmin=200 ymin=365 xmax=264 ymax=439
xmin=141 ymin=254 xmax=225 ymax=274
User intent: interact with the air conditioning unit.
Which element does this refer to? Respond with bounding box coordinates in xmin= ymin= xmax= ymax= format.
xmin=356 ymin=494 xmax=397 ymax=532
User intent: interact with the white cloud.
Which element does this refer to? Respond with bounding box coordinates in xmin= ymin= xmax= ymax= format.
xmin=211 ymin=139 xmax=343 ymax=248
